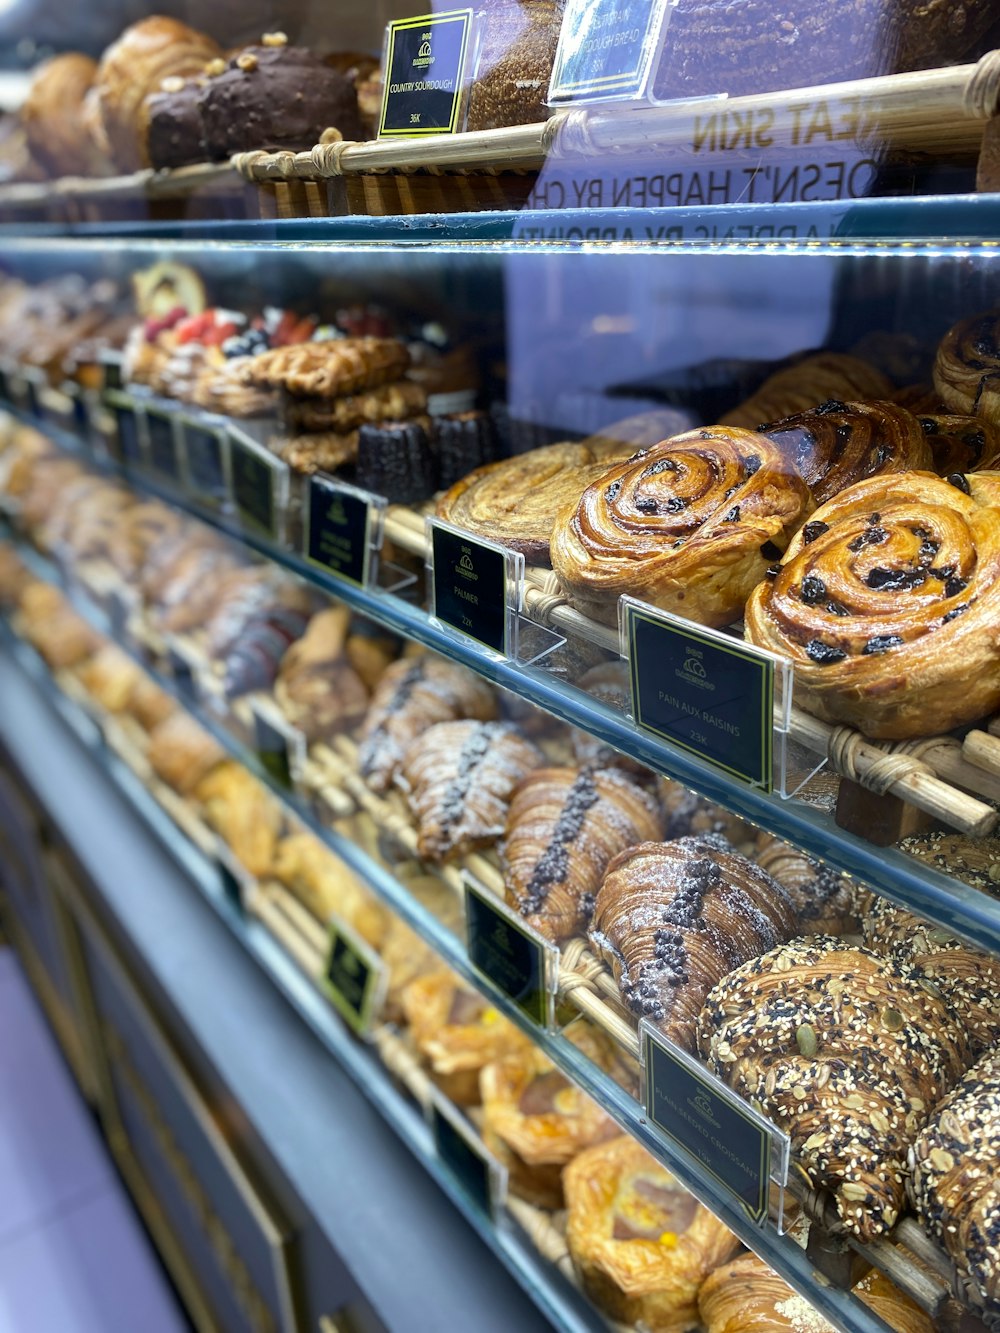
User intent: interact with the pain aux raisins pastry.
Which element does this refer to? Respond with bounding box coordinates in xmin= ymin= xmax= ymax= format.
xmin=722 ymin=353 xmax=893 ymax=430
xmin=744 ymin=470 xmax=1000 ymax=739
xmin=934 ymin=309 xmax=1000 ymax=426
xmin=916 ymin=413 xmax=1000 ymax=475
xmin=550 ymin=427 xmax=813 ymax=628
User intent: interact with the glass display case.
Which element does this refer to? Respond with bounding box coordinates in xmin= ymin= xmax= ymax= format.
xmin=1 ymin=3 xmax=1000 ymax=1333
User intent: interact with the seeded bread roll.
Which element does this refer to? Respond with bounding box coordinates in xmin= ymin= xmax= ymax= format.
xmin=466 ymin=0 xmax=562 ymax=131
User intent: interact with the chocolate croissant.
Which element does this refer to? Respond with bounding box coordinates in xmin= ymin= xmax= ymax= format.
xmin=698 ymin=938 xmax=972 ymax=1240
xmin=590 ymin=836 xmax=798 ymax=1051
xmin=22 ymin=53 xmax=111 ymax=178
xmin=274 ymin=606 xmax=370 ymax=742
xmin=759 ymin=399 xmax=932 ymax=505
xmin=754 ymin=836 xmax=860 ymax=936
xmin=503 ymin=767 xmax=664 ymax=943
xmin=744 ymin=470 xmax=1000 ymax=739
xmin=357 ymin=656 xmax=498 ymax=794
xmin=551 ymin=427 xmax=813 ymax=627
xmin=934 ymin=310 xmax=1000 ymax=426
xmin=397 ymin=719 xmax=543 ymax=864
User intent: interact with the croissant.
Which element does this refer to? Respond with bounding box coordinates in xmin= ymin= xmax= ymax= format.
xmin=591 ymin=836 xmax=797 ymax=1051
xmin=754 ymin=836 xmax=860 ymax=936
xmin=397 ymin=719 xmax=543 ymax=864
xmin=862 ymin=895 xmax=1000 ymax=1057
xmin=86 ymin=18 xmax=221 ymax=172
xmin=759 ymin=399 xmax=932 ymax=505
xmin=933 ymin=310 xmax=1000 ymax=426
xmin=272 ymin=832 xmax=388 ymax=946
xmin=699 ymin=1251 xmax=933 ymax=1333
xmin=659 ymin=778 xmax=752 ymax=848
xmin=744 ymin=470 xmax=1000 ymax=739
xmin=22 ymin=54 xmax=111 ymax=178
xmin=194 ymin=761 xmax=283 ymax=879
xmin=916 ymin=412 xmax=1000 ymax=475
xmin=569 ymin=662 xmax=656 ymax=781
xmin=565 ymin=1135 xmax=739 ymax=1333
xmin=551 ymin=428 xmax=813 ymax=627
xmin=909 ymin=1048 xmax=1000 ymax=1313
xmin=357 ymin=656 xmax=498 ymax=794
xmin=722 ymin=353 xmax=892 ymax=430
xmin=698 ymin=937 xmax=972 ymax=1240
xmin=503 ymin=767 xmax=664 ymax=943
xmin=274 ymin=607 xmax=369 ymax=742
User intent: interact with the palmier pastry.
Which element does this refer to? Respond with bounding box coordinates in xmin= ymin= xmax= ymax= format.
xmin=565 ymin=1135 xmax=739 ymax=1332
xmin=273 ymin=832 xmax=388 ymax=946
xmin=504 ymin=767 xmax=664 ymax=943
xmin=397 ymin=720 xmax=542 ymax=864
xmin=591 ymin=836 xmax=797 ymax=1050
xmin=699 ymin=1252 xmax=933 ymax=1333
xmin=698 ymin=938 xmax=972 ymax=1240
xmin=759 ymin=399 xmax=932 ymax=505
xmin=744 ymin=470 xmax=1000 ymax=739
xmin=933 ymin=310 xmax=1000 ymax=426
xmin=862 ymin=895 xmax=1000 ymax=1056
xmin=194 ymin=761 xmax=283 ymax=879
xmin=754 ymin=836 xmax=860 ymax=936
xmin=147 ymin=712 xmax=225 ymax=796
xmin=285 ymin=380 xmax=428 ymax=433
xmin=436 ymin=438 xmax=634 ymax=565
xmin=551 ymin=428 xmax=813 ymax=627
xmin=357 ymin=656 xmax=498 ymax=794
xmin=916 ymin=412 xmax=1000 ymax=475
xmin=401 ymin=971 xmax=530 ymax=1106
xmin=274 ymin=607 xmax=369 ymax=742
xmin=909 ymin=1048 xmax=1000 ymax=1312
xmin=722 ymin=353 xmax=893 ymax=430
xmin=239 ymin=338 xmax=409 ymax=398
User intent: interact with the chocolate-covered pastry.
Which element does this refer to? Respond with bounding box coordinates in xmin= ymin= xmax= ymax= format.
xmin=355 ymin=418 xmax=437 ymax=503
xmin=199 ymin=35 xmax=362 ymax=158
xmin=436 ymin=411 xmax=497 ymax=489
xmin=146 ymin=76 xmax=206 ymax=170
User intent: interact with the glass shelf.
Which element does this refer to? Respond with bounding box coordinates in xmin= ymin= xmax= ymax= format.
xmin=0 ymin=544 xmax=896 ymax=1333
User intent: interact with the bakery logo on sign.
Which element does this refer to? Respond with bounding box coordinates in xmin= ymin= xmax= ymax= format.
xmin=326 ymin=495 xmax=349 ymax=528
xmin=414 ymin=34 xmax=434 ymax=69
xmin=691 ymin=1089 xmax=721 ymax=1128
xmin=457 ymin=547 xmax=478 ymax=580
xmin=678 ymin=644 xmax=714 ymax=692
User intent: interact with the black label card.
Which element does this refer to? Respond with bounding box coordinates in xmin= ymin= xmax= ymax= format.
xmin=379 ymin=10 xmax=472 ymax=137
xmin=549 ymin=0 xmax=664 ymax=101
xmin=167 ymin=645 xmax=198 ymax=703
xmin=643 ymin=1026 xmax=771 ymax=1224
xmin=113 ymin=404 xmax=143 ymax=471
xmin=431 ymin=523 xmax=509 ymax=656
xmin=305 ymin=476 xmax=372 ymax=587
xmin=0 ymin=365 xmax=9 ymax=400
xmin=322 ymin=921 xmax=384 ymax=1036
xmin=431 ymin=1101 xmax=494 ymax=1216
xmin=183 ymin=423 xmax=226 ymax=504
xmin=252 ymin=709 xmax=292 ymax=790
xmin=101 ymin=353 xmax=124 ymax=394
xmin=217 ymin=856 xmax=245 ymax=910
xmin=626 ymin=604 xmax=774 ymax=791
xmin=146 ymin=411 xmax=181 ymax=484
xmin=464 ymin=878 xmax=550 ymax=1027
xmin=23 ymin=375 xmax=40 ymax=419
xmin=230 ymin=436 xmax=277 ymax=538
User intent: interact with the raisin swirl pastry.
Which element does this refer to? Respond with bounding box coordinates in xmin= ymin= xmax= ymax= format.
xmin=759 ymin=399 xmax=933 ymax=505
xmin=590 ymin=836 xmax=798 ymax=1051
xmin=933 ymin=310 xmax=1000 ymax=426
xmin=916 ymin=412 xmax=1000 ymax=475
xmin=503 ymin=767 xmax=664 ymax=943
xmin=697 ymin=938 xmax=972 ymax=1240
xmin=551 ymin=428 xmax=813 ymax=627
xmin=909 ymin=1048 xmax=1000 ymax=1313
xmin=357 ymin=656 xmax=498 ymax=794
xmin=397 ymin=719 xmax=543 ymax=864
xmin=722 ymin=353 xmax=892 ymax=430
xmin=745 ymin=470 xmax=1000 ymax=739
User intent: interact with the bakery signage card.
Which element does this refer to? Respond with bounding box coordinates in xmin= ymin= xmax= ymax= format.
xmin=640 ymin=1022 xmax=778 ymax=1226
xmin=228 ymin=427 xmax=287 ymax=543
xmin=180 ymin=419 xmax=228 ymax=508
xmin=548 ymin=0 xmax=671 ymax=103
xmin=250 ymin=702 xmax=305 ymax=791
xmin=304 ymin=475 xmax=384 ymax=589
xmin=104 ymin=392 xmax=145 ymax=472
xmin=464 ymin=873 xmax=556 ymax=1028
xmin=215 ymin=840 xmax=254 ymax=911
xmin=164 ymin=637 xmax=201 ymax=705
xmin=379 ymin=10 xmax=473 ymax=138
xmin=145 ymin=408 xmax=182 ymax=486
xmin=621 ymin=597 xmax=777 ymax=791
xmin=428 ymin=1092 xmax=506 ymax=1218
xmin=428 ymin=518 xmax=523 ymax=659
xmin=321 ymin=914 xmax=387 ymax=1038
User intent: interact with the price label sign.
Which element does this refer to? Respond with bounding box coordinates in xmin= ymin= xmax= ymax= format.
xmin=100 ymin=351 xmax=124 ymax=394
xmin=165 ymin=640 xmax=200 ymax=704
xmin=181 ymin=419 xmax=228 ymax=507
xmin=215 ymin=841 xmax=254 ymax=911
xmin=549 ymin=0 xmax=670 ymax=102
xmin=229 ymin=428 xmax=286 ymax=541
xmin=250 ymin=704 xmax=305 ymax=791
xmin=428 ymin=518 xmax=521 ymax=658
xmin=379 ymin=9 xmax=473 ymax=137
xmin=146 ymin=409 xmax=182 ymax=485
xmin=464 ymin=875 xmax=556 ymax=1028
xmin=621 ymin=597 xmax=777 ymax=792
xmin=428 ymin=1093 xmax=506 ymax=1218
xmin=321 ymin=915 xmax=387 ymax=1037
xmin=103 ymin=392 xmax=144 ymax=471
xmin=304 ymin=475 xmax=383 ymax=588
xmin=641 ymin=1022 xmax=777 ymax=1225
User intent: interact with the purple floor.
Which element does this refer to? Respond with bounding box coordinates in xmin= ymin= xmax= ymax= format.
xmin=0 ymin=948 xmax=187 ymax=1333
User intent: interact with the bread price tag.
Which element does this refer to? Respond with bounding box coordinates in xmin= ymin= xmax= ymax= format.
xmin=250 ymin=701 xmax=306 ymax=791
xmin=549 ymin=0 xmax=670 ymax=103
xmin=104 ymin=391 xmax=144 ymax=472
xmin=641 ymin=1022 xmax=780 ymax=1226
xmin=464 ymin=874 xmax=557 ymax=1029
xmin=180 ymin=418 xmax=228 ymax=508
xmin=164 ymin=637 xmax=201 ymax=705
xmin=22 ymin=367 xmax=45 ymax=420
xmin=228 ymin=426 xmax=288 ymax=543
xmin=321 ymin=914 xmax=387 ymax=1038
xmin=379 ymin=10 xmax=473 ymax=138
xmin=428 ymin=518 xmax=523 ymax=659
xmin=621 ymin=597 xmax=781 ymax=792
xmin=428 ymin=1092 xmax=507 ymax=1219
xmin=304 ymin=475 xmax=384 ymax=589
xmin=145 ymin=408 xmax=182 ymax=486
xmin=215 ymin=840 xmax=254 ymax=912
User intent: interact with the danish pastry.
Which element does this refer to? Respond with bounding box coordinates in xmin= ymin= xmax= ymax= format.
xmin=745 ymin=469 xmax=1000 ymax=739
xmin=722 ymin=353 xmax=892 ymax=430
xmin=917 ymin=412 xmax=1000 ymax=475
xmin=551 ymin=428 xmax=812 ymax=627
xmin=933 ymin=310 xmax=1000 ymax=426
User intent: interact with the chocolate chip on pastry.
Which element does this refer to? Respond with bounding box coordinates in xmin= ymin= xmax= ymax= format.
xmin=698 ymin=937 xmax=973 ymax=1240
xmin=722 ymin=353 xmax=893 ymax=431
xmin=240 ymin=337 xmax=410 ymax=398
xmin=754 ymin=835 xmax=861 ymax=936
xmin=551 ymin=427 xmax=813 ymax=627
xmin=934 ymin=310 xmax=1000 ymax=426
xmin=744 ymin=469 xmax=1000 ymax=739
xmin=591 ymin=835 xmax=798 ymax=1050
